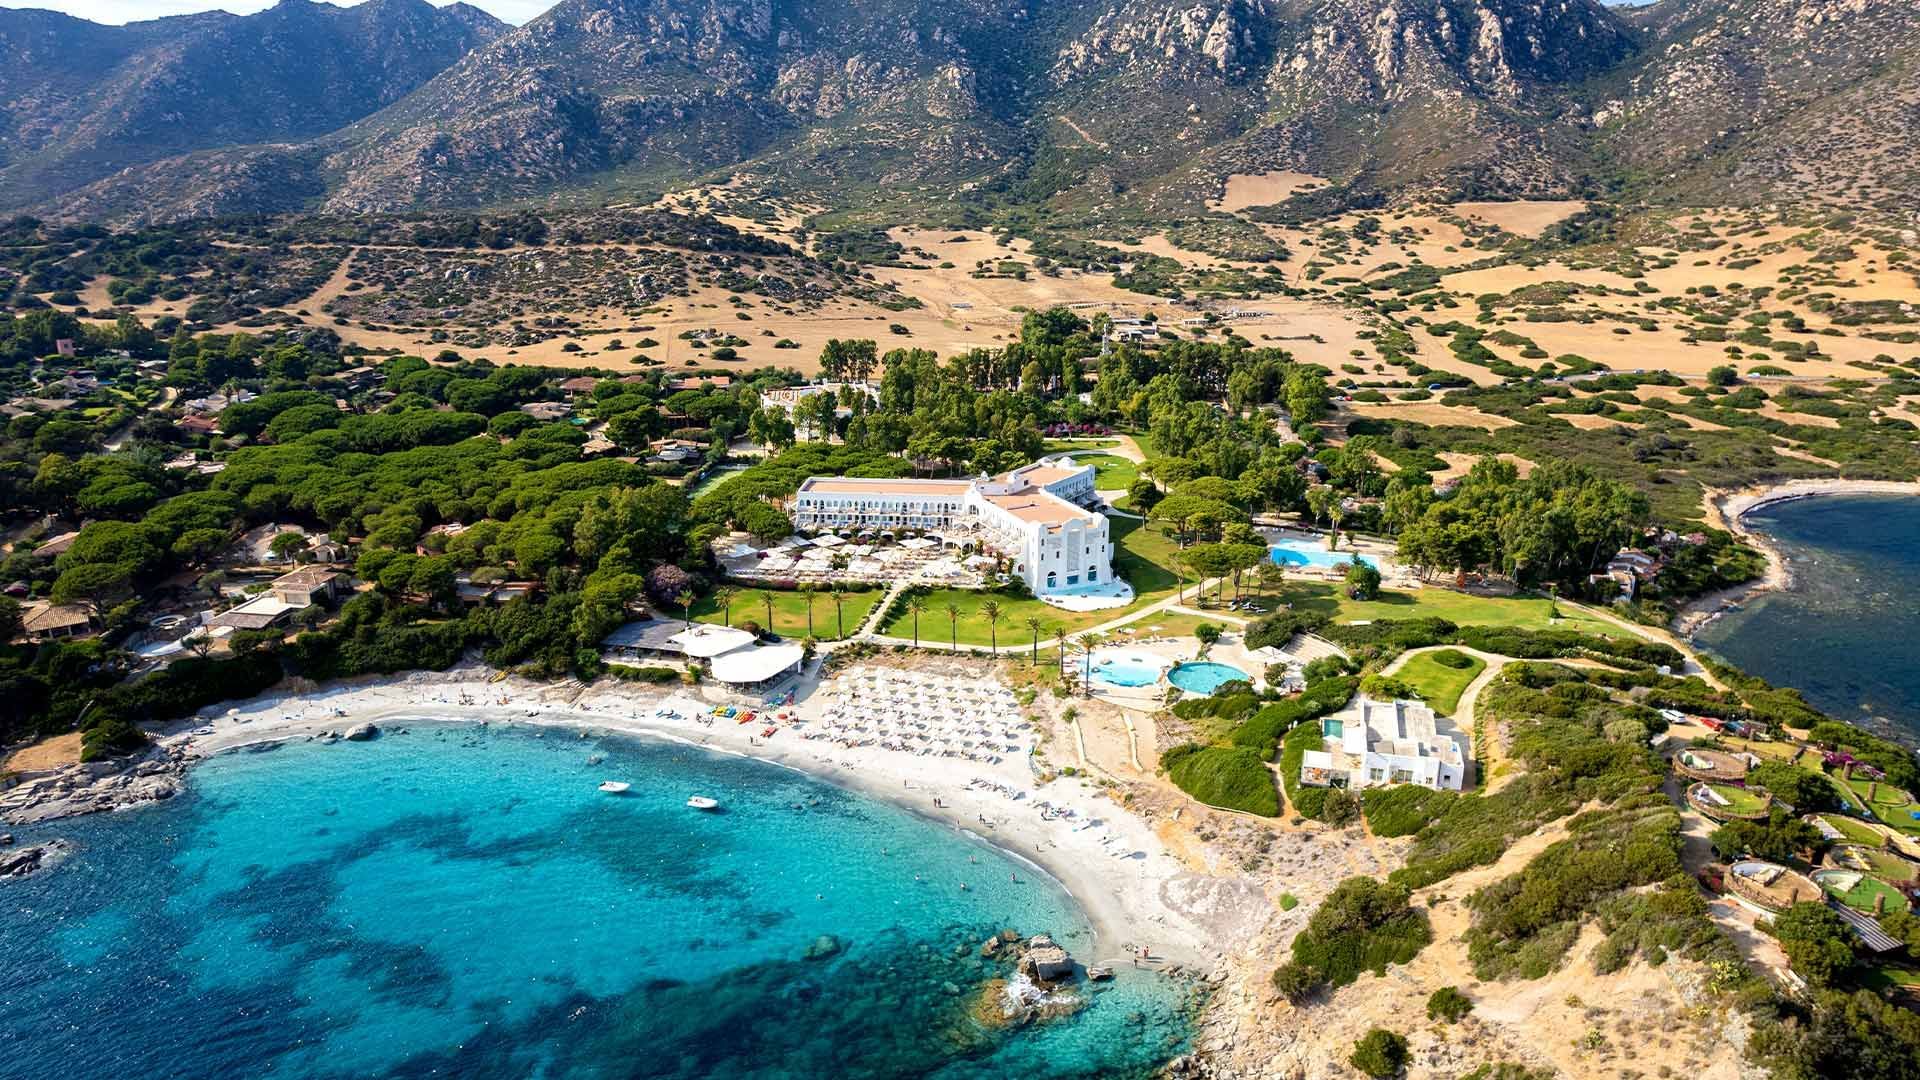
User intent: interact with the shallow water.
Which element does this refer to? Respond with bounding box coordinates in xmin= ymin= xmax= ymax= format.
xmin=0 ymin=724 xmax=1194 ymax=1079
xmin=1695 ymin=494 xmax=1920 ymax=740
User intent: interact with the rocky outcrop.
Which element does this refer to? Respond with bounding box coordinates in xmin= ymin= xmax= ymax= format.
xmin=1016 ymin=934 xmax=1076 ymax=983
xmin=343 ymin=723 xmax=381 ymax=742
xmin=0 ymin=745 xmax=186 ymax=827
xmin=0 ymin=838 xmax=72 ymax=879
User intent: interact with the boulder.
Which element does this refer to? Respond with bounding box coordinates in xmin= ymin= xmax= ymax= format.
xmin=802 ymin=934 xmax=842 ymax=961
xmin=1017 ymin=934 xmax=1075 ymax=982
xmin=343 ymin=723 xmax=380 ymax=742
xmin=0 ymin=839 xmax=71 ymax=879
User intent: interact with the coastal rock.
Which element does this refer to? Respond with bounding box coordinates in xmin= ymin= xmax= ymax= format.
xmin=980 ymin=936 xmax=1003 ymax=958
xmin=1016 ymin=934 xmax=1075 ymax=982
xmin=0 ymin=839 xmax=72 ymax=879
xmin=802 ymin=934 xmax=842 ymax=960
xmin=343 ymin=723 xmax=380 ymax=742
xmin=0 ymin=746 xmax=187 ymax=826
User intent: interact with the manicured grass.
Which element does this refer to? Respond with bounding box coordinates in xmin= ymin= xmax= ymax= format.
xmin=1041 ymin=438 xmax=1120 ymax=452
xmin=1071 ymin=453 xmax=1139 ymax=491
xmin=1861 ymin=965 xmax=1920 ymax=995
xmin=879 ymin=517 xmax=1186 ymax=646
xmin=1707 ymin=783 xmax=1771 ymax=816
xmin=1820 ymin=812 xmax=1891 ymax=847
xmin=1270 ymin=581 xmax=1616 ymax=635
xmin=1842 ymin=775 xmax=1920 ymax=834
xmin=1821 ymin=872 xmax=1909 ymax=915
xmin=1165 ymin=746 xmax=1280 ymax=816
xmin=1394 ymin=649 xmax=1487 ymax=715
xmin=692 ymin=586 xmax=880 ymax=641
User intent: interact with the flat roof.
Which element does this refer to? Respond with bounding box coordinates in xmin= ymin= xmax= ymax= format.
xmin=982 ymin=491 xmax=1097 ymax=528
xmin=670 ymin=623 xmax=759 ymax=659
xmin=799 ymin=478 xmax=973 ymax=497
xmin=602 ymin=619 xmax=686 ymax=652
xmin=1014 ymin=465 xmax=1085 ymax=487
xmin=709 ymin=643 xmax=805 ymax=683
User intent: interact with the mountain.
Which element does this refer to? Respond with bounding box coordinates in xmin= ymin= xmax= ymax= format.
xmin=0 ymin=0 xmax=506 ymax=211
xmin=14 ymin=0 xmax=1920 ymax=224
xmin=1594 ymin=0 xmax=1920 ymax=215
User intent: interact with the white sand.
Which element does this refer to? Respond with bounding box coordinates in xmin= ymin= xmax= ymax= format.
xmin=162 ymin=666 xmax=1218 ymax=970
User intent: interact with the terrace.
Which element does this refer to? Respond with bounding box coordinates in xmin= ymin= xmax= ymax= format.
xmin=1686 ymin=781 xmax=1773 ymax=822
xmin=1725 ymin=860 xmax=1823 ymax=916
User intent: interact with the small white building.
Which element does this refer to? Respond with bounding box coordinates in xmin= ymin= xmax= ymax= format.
xmin=1300 ymin=696 xmax=1468 ymax=792
xmin=759 ymin=382 xmax=880 ymax=439
xmin=790 ymin=455 xmax=1113 ymax=598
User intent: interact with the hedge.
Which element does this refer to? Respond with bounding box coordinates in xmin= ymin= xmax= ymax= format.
xmin=1166 ymin=746 xmax=1281 ymax=816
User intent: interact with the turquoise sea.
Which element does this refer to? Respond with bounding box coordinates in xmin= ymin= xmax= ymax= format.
xmin=0 ymin=724 xmax=1194 ymax=1079
xmin=1695 ymin=494 xmax=1920 ymax=741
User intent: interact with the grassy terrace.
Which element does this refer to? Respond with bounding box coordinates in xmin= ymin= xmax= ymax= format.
xmin=1819 ymin=812 xmax=1892 ymax=847
xmin=691 ymin=587 xmax=882 ymax=641
xmin=1842 ymin=773 xmax=1920 ymax=835
xmin=1393 ymin=649 xmax=1487 ymax=715
xmin=878 ymin=516 xmax=1182 ymax=647
xmin=1819 ymin=871 xmax=1910 ymax=915
xmin=1254 ymin=581 xmax=1617 ymax=635
xmin=1704 ymin=783 xmax=1772 ymax=816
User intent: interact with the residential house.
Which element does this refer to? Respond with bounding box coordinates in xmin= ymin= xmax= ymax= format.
xmin=558 ymin=376 xmax=600 ymax=397
xmin=1298 ymin=696 xmax=1468 ymax=792
xmin=210 ymin=569 xmax=344 ymax=630
xmin=22 ymin=603 xmax=96 ymax=641
xmin=519 ymin=401 xmax=573 ymax=422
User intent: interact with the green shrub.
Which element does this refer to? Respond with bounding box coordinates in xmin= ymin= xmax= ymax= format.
xmin=1363 ymin=785 xmax=1458 ymax=838
xmin=1350 ymin=1028 xmax=1409 ymax=1079
xmin=1166 ymin=746 xmax=1280 ymax=816
xmin=1271 ymin=877 xmax=1431 ymax=999
xmin=1426 ymin=985 xmax=1473 ymax=1023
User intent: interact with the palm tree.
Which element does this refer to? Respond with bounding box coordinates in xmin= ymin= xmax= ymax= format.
xmin=1025 ymin=616 xmax=1043 ymax=665
xmin=829 ymin=587 xmax=847 ymax=639
xmin=1077 ymin=633 xmax=1103 ymax=698
xmin=674 ymin=589 xmax=695 ymax=634
xmin=906 ymin=595 xmax=927 ymax=648
xmin=981 ymin=599 xmax=1003 ymax=656
xmin=944 ymin=601 xmax=961 ymax=651
xmin=714 ymin=586 xmax=737 ymax=627
xmin=801 ymin=584 xmax=816 ymax=637
xmin=757 ymin=589 xmax=776 ymax=636
xmin=1054 ymin=627 xmax=1067 ymax=676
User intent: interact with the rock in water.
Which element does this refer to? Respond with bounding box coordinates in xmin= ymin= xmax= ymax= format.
xmin=0 ymin=839 xmax=71 ymax=879
xmin=343 ymin=723 xmax=380 ymax=742
xmin=1016 ymin=934 xmax=1075 ymax=982
xmin=802 ymin=934 xmax=842 ymax=961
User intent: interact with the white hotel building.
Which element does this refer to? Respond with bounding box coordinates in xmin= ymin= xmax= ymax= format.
xmin=790 ymin=456 xmax=1114 ymax=597
xmin=1299 ymin=697 xmax=1468 ymax=792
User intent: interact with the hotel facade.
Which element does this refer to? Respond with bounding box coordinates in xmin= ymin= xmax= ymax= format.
xmin=790 ymin=456 xmax=1113 ymax=597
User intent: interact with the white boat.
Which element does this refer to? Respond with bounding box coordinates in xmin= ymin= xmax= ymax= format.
xmin=598 ymin=781 xmax=631 ymax=794
xmin=686 ymin=796 xmax=720 ymax=810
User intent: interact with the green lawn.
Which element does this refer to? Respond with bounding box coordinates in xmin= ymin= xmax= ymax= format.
xmin=1842 ymin=775 xmax=1920 ymax=834
xmin=1071 ymin=453 xmax=1139 ymax=491
xmin=1267 ymin=581 xmax=1616 ymax=635
xmin=1041 ymin=438 xmax=1120 ymax=452
xmin=1819 ymin=812 xmax=1891 ymax=847
xmin=879 ymin=516 xmax=1185 ymax=646
xmin=1706 ymin=783 xmax=1771 ymax=816
xmin=1166 ymin=746 xmax=1281 ymax=816
xmin=1394 ymin=649 xmax=1487 ymax=715
xmin=692 ymin=586 xmax=880 ymax=641
xmin=1819 ymin=871 xmax=1910 ymax=915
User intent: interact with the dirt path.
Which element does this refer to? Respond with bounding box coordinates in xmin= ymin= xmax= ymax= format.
xmin=1385 ymin=645 xmax=1515 ymax=792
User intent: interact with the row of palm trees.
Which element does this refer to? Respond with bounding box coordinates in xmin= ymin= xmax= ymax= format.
xmin=693 ymin=583 xmax=862 ymax=640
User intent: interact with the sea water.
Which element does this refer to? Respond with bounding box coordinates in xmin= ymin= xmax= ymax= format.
xmin=0 ymin=724 xmax=1194 ymax=1079
xmin=1695 ymin=494 xmax=1920 ymax=741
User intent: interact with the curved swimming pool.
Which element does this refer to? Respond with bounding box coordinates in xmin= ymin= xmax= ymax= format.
xmin=1091 ymin=657 xmax=1163 ymax=687
xmin=1269 ymin=539 xmax=1376 ymax=570
xmin=1167 ymin=662 xmax=1251 ymax=694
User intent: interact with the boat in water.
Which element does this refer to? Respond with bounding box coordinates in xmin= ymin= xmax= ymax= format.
xmin=598 ymin=781 xmax=631 ymax=794
xmin=686 ymin=796 xmax=719 ymax=810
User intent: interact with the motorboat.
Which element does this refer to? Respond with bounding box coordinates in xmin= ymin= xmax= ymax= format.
xmin=686 ymin=796 xmax=720 ymax=810
xmin=598 ymin=781 xmax=631 ymax=794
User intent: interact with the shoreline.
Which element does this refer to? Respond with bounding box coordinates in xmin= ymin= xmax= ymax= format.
xmin=159 ymin=667 xmax=1219 ymax=973
xmin=1674 ymin=478 xmax=1920 ymax=638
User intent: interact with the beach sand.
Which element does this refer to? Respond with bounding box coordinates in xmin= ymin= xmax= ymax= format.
xmin=1676 ymin=478 xmax=1920 ymax=636
xmin=163 ymin=665 xmax=1234 ymax=972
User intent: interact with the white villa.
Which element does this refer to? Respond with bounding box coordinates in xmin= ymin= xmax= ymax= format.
xmin=790 ymin=456 xmax=1113 ymax=598
xmin=1299 ymin=696 xmax=1468 ymax=792
xmin=760 ymin=382 xmax=880 ymax=439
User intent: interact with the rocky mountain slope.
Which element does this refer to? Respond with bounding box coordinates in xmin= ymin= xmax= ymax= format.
xmin=12 ymin=0 xmax=1920 ymax=224
xmin=0 ymin=0 xmax=505 ymax=211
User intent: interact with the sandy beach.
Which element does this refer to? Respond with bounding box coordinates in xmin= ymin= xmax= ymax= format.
xmin=1676 ymin=478 xmax=1920 ymax=636
xmin=158 ymin=664 xmax=1224 ymax=972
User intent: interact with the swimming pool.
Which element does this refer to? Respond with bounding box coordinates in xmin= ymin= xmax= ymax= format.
xmin=1269 ymin=539 xmax=1376 ymax=570
xmin=1090 ymin=657 xmax=1162 ymax=687
xmin=1167 ymin=662 xmax=1251 ymax=695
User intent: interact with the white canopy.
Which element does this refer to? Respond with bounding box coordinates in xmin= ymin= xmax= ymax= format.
xmin=710 ymin=643 xmax=806 ymax=684
xmin=811 ymin=534 xmax=847 ymax=548
xmin=669 ymin=623 xmax=758 ymax=658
